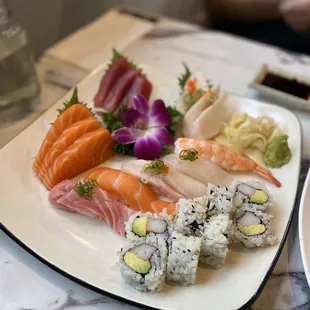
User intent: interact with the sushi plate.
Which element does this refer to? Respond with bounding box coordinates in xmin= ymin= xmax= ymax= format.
xmin=0 ymin=63 xmax=301 ymax=310
xmin=299 ymin=168 xmax=310 ymax=288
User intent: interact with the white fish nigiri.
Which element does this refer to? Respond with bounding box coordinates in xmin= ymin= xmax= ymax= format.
xmin=163 ymin=153 xmax=233 ymax=187
xmin=121 ymin=159 xmax=208 ymax=200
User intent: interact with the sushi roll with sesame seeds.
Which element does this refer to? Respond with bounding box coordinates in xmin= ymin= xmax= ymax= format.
xmin=199 ymin=214 xmax=231 ymax=269
xmin=119 ymin=236 xmax=168 ymax=292
xmin=125 ymin=212 xmax=172 ymax=243
xmin=231 ymin=180 xmax=273 ymax=212
xmin=194 ymin=183 xmax=234 ymax=216
xmin=174 ymin=198 xmax=206 ymax=236
xmin=230 ymin=204 xmax=277 ymax=247
xmin=167 ymin=232 xmax=201 ymax=285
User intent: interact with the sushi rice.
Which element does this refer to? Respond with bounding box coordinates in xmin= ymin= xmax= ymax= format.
xmin=174 ymin=198 xmax=206 ymax=236
xmin=199 ymin=214 xmax=231 ymax=269
xmin=230 ymin=204 xmax=277 ymax=247
xmin=194 ymin=183 xmax=234 ymax=216
xmin=167 ymin=232 xmax=201 ymax=285
xmin=119 ymin=235 xmax=168 ymax=292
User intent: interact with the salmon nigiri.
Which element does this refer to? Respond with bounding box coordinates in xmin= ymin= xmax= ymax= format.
xmin=33 ymin=103 xmax=93 ymax=173
xmin=38 ymin=118 xmax=101 ymax=180
xmin=85 ymin=167 xmax=176 ymax=215
xmin=43 ymin=128 xmax=114 ymax=190
xmin=175 ymin=138 xmax=281 ymax=187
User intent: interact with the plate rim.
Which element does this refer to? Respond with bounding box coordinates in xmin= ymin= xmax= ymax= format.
xmin=299 ymin=167 xmax=310 ymax=287
xmin=0 ymin=65 xmax=303 ymax=310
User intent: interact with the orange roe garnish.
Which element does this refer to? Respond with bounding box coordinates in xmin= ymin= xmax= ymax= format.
xmin=187 ymin=77 xmax=197 ymax=95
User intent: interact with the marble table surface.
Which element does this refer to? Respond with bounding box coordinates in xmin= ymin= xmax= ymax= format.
xmin=2 ymin=14 xmax=310 ymax=310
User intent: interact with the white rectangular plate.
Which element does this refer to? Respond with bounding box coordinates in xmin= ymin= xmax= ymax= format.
xmin=0 ymin=64 xmax=301 ymax=310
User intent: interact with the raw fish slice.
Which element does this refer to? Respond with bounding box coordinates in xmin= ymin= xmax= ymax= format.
xmin=121 ymin=159 xmax=208 ymax=200
xmin=125 ymin=75 xmax=152 ymax=109
xmin=103 ymin=69 xmax=140 ymax=112
xmin=43 ymin=128 xmax=114 ymax=190
xmin=189 ymin=93 xmax=228 ymax=139
xmin=175 ymin=138 xmax=281 ymax=187
xmin=49 ymin=180 xmax=135 ymax=236
xmin=182 ymin=85 xmax=221 ymax=136
xmin=33 ymin=104 xmax=93 ymax=173
xmin=94 ymin=58 xmax=132 ymax=109
xmin=85 ymin=167 xmax=176 ymax=215
xmin=38 ymin=118 xmax=101 ymax=179
xmin=162 ymin=154 xmax=233 ymax=187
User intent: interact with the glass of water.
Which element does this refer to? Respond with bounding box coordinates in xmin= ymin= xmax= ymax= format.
xmin=0 ymin=0 xmax=40 ymax=126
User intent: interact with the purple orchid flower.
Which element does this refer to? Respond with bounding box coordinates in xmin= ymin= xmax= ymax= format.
xmin=112 ymin=95 xmax=174 ymax=160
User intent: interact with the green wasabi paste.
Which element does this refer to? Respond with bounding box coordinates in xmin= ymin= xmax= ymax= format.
xmin=264 ymin=135 xmax=292 ymax=168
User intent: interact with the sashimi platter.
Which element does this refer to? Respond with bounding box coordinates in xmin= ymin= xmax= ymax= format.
xmin=0 ymin=50 xmax=301 ymax=310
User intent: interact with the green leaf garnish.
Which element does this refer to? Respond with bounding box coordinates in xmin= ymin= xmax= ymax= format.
xmin=178 ymin=63 xmax=191 ymax=90
xmin=109 ymin=48 xmax=145 ymax=76
xmin=142 ymin=159 xmax=170 ymax=175
xmin=102 ymin=105 xmax=127 ymax=133
xmin=162 ymin=145 xmax=173 ymax=156
xmin=166 ymin=106 xmax=184 ymax=137
xmin=56 ymin=88 xmax=94 ymax=117
xmin=179 ymin=149 xmax=199 ymax=161
xmin=113 ymin=143 xmax=135 ymax=156
xmin=74 ymin=178 xmax=98 ymax=198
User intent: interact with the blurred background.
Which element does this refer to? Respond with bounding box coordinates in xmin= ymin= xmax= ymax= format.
xmin=7 ymin=0 xmax=206 ymax=59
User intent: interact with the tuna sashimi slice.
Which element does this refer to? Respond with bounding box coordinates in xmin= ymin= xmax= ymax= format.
xmin=49 ymin=180 xmax=135 ymax=236
xmin=94 ymin=58 xmax=132 ymax=109
xmin=125 ymin=75 xmax=152 ymax=109
xmin=38 ymin=118 xmax=101 ymax=179
xmin=33 ymin=104 xmax=93 ymax=173
xmin=43 ymin=128 xmax=114 ymax=190
xmin=102 ymin=69 xmax=139 ymax=113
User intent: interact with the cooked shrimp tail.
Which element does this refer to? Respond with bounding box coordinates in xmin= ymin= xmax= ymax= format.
xmin=254 ymin=165 xmax=281 ymax=188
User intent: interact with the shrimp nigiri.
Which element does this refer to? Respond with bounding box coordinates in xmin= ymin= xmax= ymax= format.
xmin=175 ymin=138 xmax=281 ymax=187
xmin=85 ymin=167 xmax=176 ymax=214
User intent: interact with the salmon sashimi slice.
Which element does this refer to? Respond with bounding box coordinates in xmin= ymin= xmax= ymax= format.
xmin=38 ymin=118 xmax=101 ymax=179
xmin=85 ymin=167 xmax=176 ymax=215
xmin=175 ymin=138 xmax=281 ymax=187
xmin=43 ymin=128 xmax=114 ymax=190
xmin=33 ymin=104 xmax=93 ymax=173
xmin=49 ymin=180 xmax=136 ymax=236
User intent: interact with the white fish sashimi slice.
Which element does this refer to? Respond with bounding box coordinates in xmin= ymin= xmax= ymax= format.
xmin=131 ymin=244 xmax=157 ymax=260
xmin=163 ymin=154 xmax=233 ymax=187
xmin=163 ymin=168 xmax=208 ymax=199
xmin=182 ymin=85 xmax=221 ymax=136
xmin=189 ymin=92 xmax=228 ymax=140
xmin=238 ymin=212 xmax=261 ymax=227
xmin=121 ymin=159 xmax=208 ymax=199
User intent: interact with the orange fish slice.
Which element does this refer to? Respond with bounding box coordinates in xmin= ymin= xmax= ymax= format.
xmin=85 ymin=167 xmax=176 ymax=215
xmin=33 ymin=104 xmax=93 ymax=173
xmin=43 ymin=128 xmax=113 ymax=190
xmin=38 ymin=118 xmax=101 ymax=180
